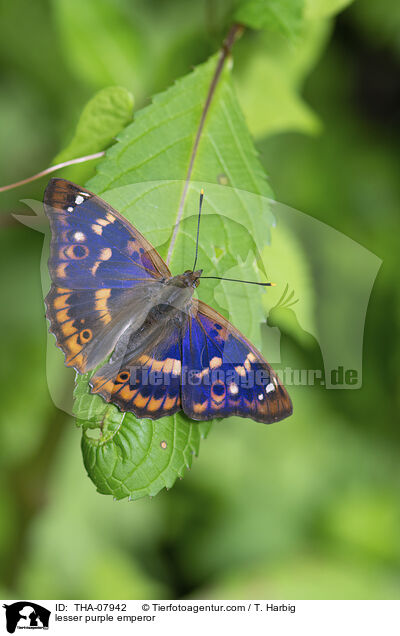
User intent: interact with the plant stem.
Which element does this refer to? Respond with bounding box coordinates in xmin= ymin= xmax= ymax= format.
xmin=0 ymin=152 xmax=105 ymax=193
xmin=166 ymin=22 xmax=244 ymax=266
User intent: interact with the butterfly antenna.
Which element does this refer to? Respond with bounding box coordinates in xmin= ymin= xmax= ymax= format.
xmin=194 ymin=191 xmax=275 ymax=287
xmin=201 ymin=276 xmax=276 ymax=287
xmin=192 ymin=188 xmax=204 ymax=272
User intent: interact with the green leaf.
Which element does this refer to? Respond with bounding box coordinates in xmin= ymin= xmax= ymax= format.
xmin=53 ymin=86 xmax=134 ymax=164
xmin=76 ymin=55 xmax=276 ymax=499
xmin=88 ymin=56 xmax=272 ymax=197
xmin=236 ymin=51 xmax=321 ymax=138
xmin=235 ymin=0 xmax=304 ymax=39
xmin=80 ymin=408 xmax=211 ymax=500
xmin=234 ymin=18 xmax=331 ymax=138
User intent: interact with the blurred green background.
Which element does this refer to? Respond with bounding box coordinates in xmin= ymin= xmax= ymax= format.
xmin=1 ymin=0 xmax=399 ymax=599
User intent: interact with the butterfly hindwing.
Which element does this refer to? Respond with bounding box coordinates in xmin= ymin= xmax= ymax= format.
xmin=44 ymin=178 xmax=171 ymax=289
xmin=90 ymin=311 xmax=184 ymax=419
xmin=181 ymin=300 xmax=292 ymax=423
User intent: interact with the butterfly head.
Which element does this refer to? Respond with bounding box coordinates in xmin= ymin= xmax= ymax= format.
xmin=183 ymin=269 xmax=203 ymax=288
xmin=165 ymin=270 xmax=202 ymax=290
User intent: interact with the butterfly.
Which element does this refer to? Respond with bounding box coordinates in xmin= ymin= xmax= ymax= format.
xmin=44 ymin=178 xmax=292 ymax=424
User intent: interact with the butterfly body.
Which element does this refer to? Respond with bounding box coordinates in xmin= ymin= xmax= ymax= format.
xmin=44 ymin=179 xmax=292 ymax=424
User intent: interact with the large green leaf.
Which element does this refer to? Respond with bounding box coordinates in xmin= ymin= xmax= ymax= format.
xmin=76 ymin=55 xmax=276 ymax=499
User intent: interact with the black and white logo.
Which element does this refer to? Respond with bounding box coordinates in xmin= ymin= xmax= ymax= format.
xmin=2 ymin=602 xmax=50 ymax=634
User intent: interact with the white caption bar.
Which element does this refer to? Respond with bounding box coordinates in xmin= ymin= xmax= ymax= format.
xmin=1 ymin=599 xmax=399 ymax=635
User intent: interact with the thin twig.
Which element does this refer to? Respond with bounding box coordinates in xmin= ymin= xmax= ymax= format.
xmin=166 ymin=23 xmax=244 ymax=266
xmin=0 ymin=151 xmax=105 ymax=193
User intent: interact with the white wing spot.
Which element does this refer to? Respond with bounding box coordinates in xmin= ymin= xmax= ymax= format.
xmin=229 ymin=383 xmax=239 ymax=395
xmin=266 ymin=383 xmax=275 ymax=393
xmin=67 ymin=206 xmax=74 ymax=213
xmin=73 ymin=231 xmax=86 ymax=242
xmin=75 ymin=195 xmax=85 ymax=205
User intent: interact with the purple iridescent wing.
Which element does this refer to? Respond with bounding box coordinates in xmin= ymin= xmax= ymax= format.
xmin=44 ymin=178 xmax=169 ymax=373
xmin=90 ymin=312 xmax=183 ymax=419
xmin=44 ymin=178 xmax=170 ymax=289
xmin=181 ymin=300 xmax=292 ymax=424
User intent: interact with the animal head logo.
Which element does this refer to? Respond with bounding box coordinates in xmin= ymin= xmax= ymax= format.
xmin=2 ymin=602 xmax=50 ymax=634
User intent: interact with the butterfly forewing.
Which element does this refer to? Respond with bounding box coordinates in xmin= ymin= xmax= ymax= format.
xmin=45 ymin=283 xmax=165 ymax=373
xmin=44 ymin=178 xmax=170 ymax=372
xmin=44 ymin=178 xmax=171 ymax=289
